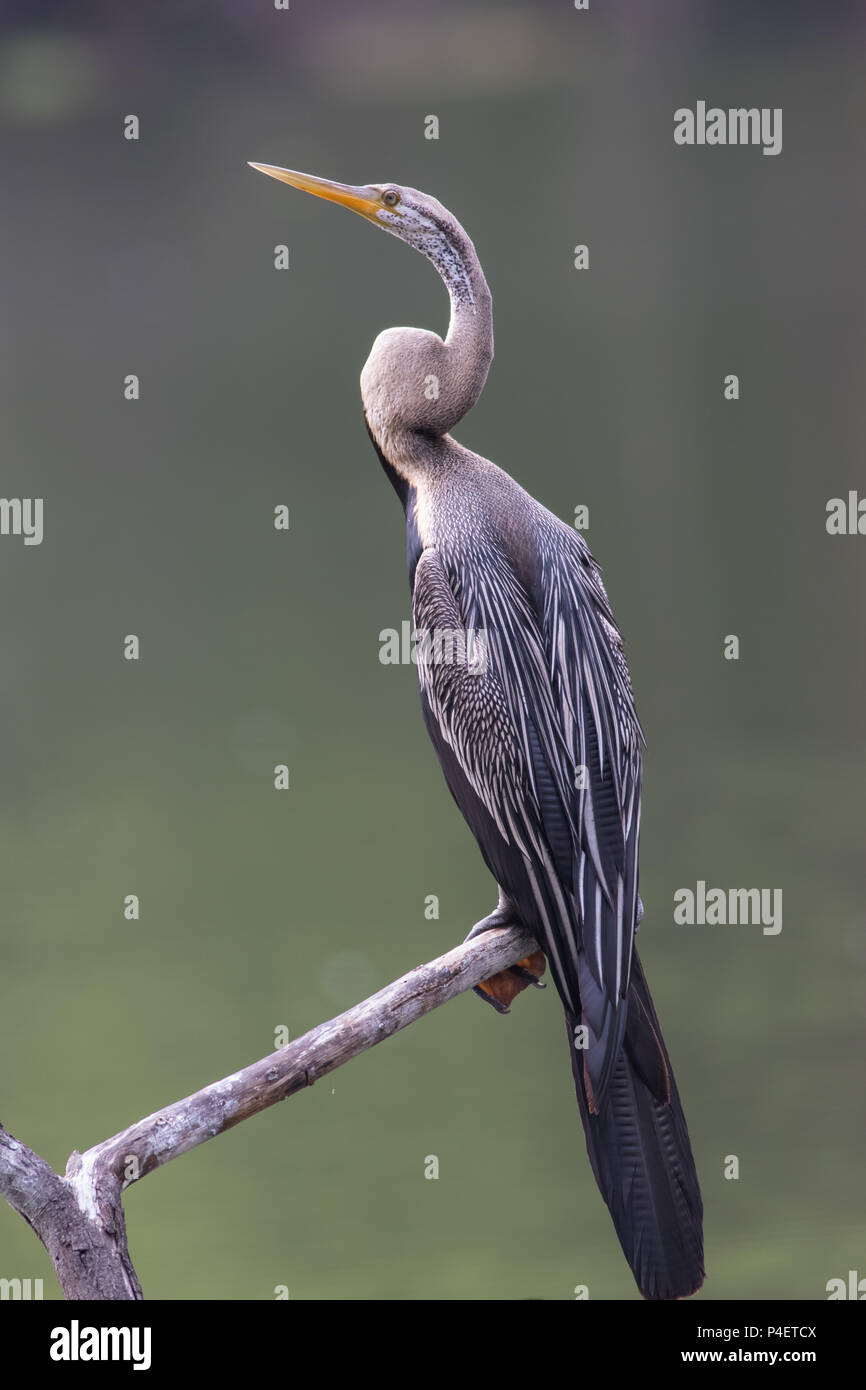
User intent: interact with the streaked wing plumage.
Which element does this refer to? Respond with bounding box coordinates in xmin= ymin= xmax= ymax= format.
xmin=412 ymin=518 xmax=643 ymax=1109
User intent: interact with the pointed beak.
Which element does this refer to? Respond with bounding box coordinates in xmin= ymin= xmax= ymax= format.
xmin=248 ymin=163 xmax=387 ymax=223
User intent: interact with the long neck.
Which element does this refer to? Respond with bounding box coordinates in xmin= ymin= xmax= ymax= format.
xmin=361 ymin=220 xmax=493 ymax=472
xmin=436 ymin=221 xmax=494 ymax=410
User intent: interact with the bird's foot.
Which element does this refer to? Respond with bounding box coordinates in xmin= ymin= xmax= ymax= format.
xmin=465 ymin=891 xmax=546 ymax=1014
xmin=464 ymin=891 xmax=523 ymax=942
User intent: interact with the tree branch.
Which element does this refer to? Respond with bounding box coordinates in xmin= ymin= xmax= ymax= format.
xmin=0 ymin=923 xmax=539 ymax=1299
xmin=0 ymin=1126 xmax=141 ymax=1300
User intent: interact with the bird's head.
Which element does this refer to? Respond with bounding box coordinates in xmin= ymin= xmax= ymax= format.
xmin=248 ymin=164 xmax=479 ymax=309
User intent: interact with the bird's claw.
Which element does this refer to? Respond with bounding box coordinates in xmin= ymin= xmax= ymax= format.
xmin=507 ymin=962 xmax=546 ymax=988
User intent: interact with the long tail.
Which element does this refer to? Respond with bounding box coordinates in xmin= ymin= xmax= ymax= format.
xmin=566 ymin=949 xmax=704 ymax=1300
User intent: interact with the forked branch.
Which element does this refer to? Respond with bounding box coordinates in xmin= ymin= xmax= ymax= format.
xmin=0 ymin=923 xmax=538 ymax=1300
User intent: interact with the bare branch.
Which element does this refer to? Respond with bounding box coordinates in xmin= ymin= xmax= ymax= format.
xmin=0 ymin=1126 xmax=141 ymax=1300
xmin=1 ymin=923 xmax=539 ymax=1299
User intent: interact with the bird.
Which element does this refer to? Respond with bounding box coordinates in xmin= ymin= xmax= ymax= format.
xmin=249 ymin=161 xmax=705 ymax=1300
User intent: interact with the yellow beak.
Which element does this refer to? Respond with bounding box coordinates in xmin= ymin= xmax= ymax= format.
xmin=248 ymin=163 xmax=387 ymax=222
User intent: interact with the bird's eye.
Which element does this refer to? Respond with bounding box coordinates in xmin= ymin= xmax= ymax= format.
xmin=382 ymin=189 xmax=401 ymax=207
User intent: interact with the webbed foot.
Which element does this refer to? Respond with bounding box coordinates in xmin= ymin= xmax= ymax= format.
xmin=466 ymin=889 xmax=546 ymax=1013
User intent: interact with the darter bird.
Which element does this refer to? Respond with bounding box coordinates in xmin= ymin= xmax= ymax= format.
xmin=249 ymin=162 xmax=704 ymax=1300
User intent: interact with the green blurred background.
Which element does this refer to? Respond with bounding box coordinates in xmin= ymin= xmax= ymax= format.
xmin=1 ymin=0 xmax=864 ymax=1300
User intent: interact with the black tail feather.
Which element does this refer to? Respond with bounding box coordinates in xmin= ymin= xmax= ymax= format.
xmin=566 ymin=950 xmax=704 ymax=1300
